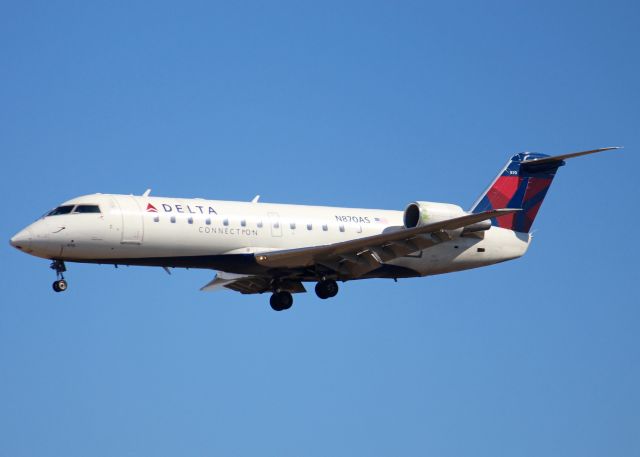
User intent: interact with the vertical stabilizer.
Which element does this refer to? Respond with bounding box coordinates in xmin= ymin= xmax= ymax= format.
xmin=470 ymin=147 xmax=620 ymax=233
xmin=470 ymin=152 xmax=563 ymax=233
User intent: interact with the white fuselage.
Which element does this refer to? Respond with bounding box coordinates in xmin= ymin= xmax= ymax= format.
xmin=11 ymin=193 xmax=530 ymax=279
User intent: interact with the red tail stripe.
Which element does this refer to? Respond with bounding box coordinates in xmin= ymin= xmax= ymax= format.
xmin=486 ymin=176 xmax=520 ymax=210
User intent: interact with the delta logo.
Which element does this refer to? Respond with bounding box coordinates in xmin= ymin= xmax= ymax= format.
xmin=146 ymin=202 xmax=218 ymax=215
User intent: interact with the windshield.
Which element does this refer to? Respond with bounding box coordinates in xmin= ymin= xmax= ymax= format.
xmin=46 ymin=205 xmax=75 ymax=216
xmin=45 ymin=204 xmax=102 ymax=217
xmin=73 ymin=205 xmax=101 ymax=213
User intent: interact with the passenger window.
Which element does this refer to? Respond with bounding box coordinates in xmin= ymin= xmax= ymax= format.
xmin=205 ymin=218 xmax=211 ymax=225
xmin=241 ymin=219 xmax=246 ymax=227
xmin=188 ymin=217 xmax=193 ymax=224
xmin=339 ymin=225 xmax=345 ymax=232
xmin=257 ymin=221 xmax=263 ymax=228
xmin=170 ymin=216 xmax=176 ymax=223
xmin=290 ymin=222 xmax=296 ymax=230
xmin=307 ymin=223 xmax=313 ymax=230
xmin=153 ymin=216 xmax=160 ymax=223
xmin=47 ymin=205 xmax=74 ymax=216
xmin=223 ymin=218 xmax=229 ymax=226
xmin=73 ymin=204 xmax=101 ymax=214
xmin=322 ymin=224 xmax=328 ymax=231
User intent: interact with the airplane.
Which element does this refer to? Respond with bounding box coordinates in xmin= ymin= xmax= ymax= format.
xmin=9 ymin=147 xmax=619 ymax=311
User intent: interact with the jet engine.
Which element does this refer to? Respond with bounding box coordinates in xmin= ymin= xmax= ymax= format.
xmin=403 ymin=201 xmax=466 ymax=228
xmin=403 ymin=201 xmax=492 ymax=234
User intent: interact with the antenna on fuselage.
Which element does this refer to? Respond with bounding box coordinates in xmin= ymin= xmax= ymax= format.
xmin=142 ymin=189 xmax=151 ymax=197
xmin=251 ymin=195 xmax=260 ymax=203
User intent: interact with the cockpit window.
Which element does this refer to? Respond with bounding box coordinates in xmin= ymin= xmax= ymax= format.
xmin=74 ymin=204 xmax=101 ymax=214
xmin=47 ymin=205 xmax=75 ymax=216
xmin=45 ymin=204 xmax=102 ymax=216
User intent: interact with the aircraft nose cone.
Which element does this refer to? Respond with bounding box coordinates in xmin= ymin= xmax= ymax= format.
xmin=10 ymin=228 xmax=33 ymax=251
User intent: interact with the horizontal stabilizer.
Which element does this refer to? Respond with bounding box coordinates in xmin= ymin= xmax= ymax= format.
xmin=520 ymin=146 xmax=622 ymax=166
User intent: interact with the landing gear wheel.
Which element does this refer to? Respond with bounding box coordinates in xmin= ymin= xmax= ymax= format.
xmin=315 ymin=279 xmax=339 ymax=299
xmin=50 ymin=260 xmax=68 ymax=293
xmin=52 ymin=279 xmax=68 ymax=292
xmin=270 ymin=291 xmax=293 ymax=311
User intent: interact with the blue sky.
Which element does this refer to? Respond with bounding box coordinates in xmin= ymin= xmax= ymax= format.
xmin=1 ymin=1 xmax=638 ymax=456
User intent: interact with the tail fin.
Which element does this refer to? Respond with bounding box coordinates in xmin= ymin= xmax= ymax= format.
xmin=470 ymin=147 xmax=620 ymax=233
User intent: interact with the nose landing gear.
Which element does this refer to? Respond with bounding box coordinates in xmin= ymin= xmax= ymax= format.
xmin=53 ymin=279 xmax=68 ymax=292
xmin=50 ymin=260 xmax=68 ymax=293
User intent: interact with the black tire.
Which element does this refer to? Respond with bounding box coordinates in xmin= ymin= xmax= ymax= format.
xmin=52 ymin=279 xmax=67 ymax=293
xmin=270 ymin=293 xmax=282 ymax=311
xmin=315 ymin=280 xmax=338 ymax=299
xmin=315 ymin=282 xmax=329 ymax=299
xmin=270 ymin=291 xmax=293 ymax=311
xmin=280 ymin=291 xmax=293 ymax=310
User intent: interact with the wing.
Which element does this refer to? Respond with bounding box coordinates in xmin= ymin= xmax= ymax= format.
xmin=254 ymin=208 xmax=518 ymax=277
xmin=201 ymin=271 xmax=306 ymax=294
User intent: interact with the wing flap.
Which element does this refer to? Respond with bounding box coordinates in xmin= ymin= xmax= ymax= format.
xmin=201 ymin=272 xmax=305 ymax=294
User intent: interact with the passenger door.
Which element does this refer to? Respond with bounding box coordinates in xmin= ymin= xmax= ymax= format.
xmin=116 ymin=196 xmax=144 ymax=244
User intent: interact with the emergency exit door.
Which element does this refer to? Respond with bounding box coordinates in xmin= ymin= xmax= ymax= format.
xmin=268 ymin=212 xmax=282 ymax=237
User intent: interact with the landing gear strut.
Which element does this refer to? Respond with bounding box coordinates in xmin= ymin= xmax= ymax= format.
xmin=315 ymin=279 xmax=339 ymax=299
xmin=270 ymin=291 xmax=293 ymax=311
xmin=50 ymin=260 xmax=68 ymax=293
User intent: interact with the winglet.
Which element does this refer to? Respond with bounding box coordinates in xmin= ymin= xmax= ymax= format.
xmin=251 ymin=195 xmax=260 ymax=203
xmin=142 ymin=189 xmax=152 ymax=197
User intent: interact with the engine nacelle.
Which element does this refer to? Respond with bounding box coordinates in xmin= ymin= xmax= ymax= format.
xmin=403 ymin=201 xmax=466 ymax=228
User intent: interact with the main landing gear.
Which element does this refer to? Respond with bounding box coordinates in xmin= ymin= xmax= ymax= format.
xmin=269 ymin=279 xmax=340 ymax=311
xmin=50 ymin=260 xmax=68 ymax=293
xmin=270 ymin=291 xmax=293 ymax=311
xmin=315 ymin=279 xmax=339 ymax=299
